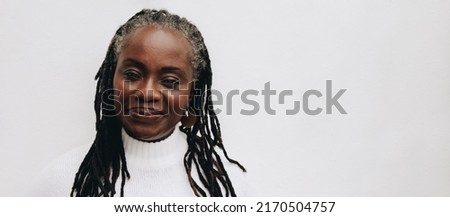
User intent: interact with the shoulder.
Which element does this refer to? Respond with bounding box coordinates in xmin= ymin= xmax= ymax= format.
xmin=25 ymin=144 xmax=91 ymax=197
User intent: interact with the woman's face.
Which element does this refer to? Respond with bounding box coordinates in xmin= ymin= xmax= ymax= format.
xmin=113 ymin=26 xmax=194 ymax=141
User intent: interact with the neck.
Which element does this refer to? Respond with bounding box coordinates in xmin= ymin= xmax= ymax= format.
xmin=121 ymin=125 xmax=187 ymax=169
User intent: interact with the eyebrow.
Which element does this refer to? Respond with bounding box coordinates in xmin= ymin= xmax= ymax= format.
xmin=161 ymin=66 xmax=185 ymax=74
xmin=121 ymin=58 xmax=147 ymax=70
xmin=121 ymin=58 xmax=188 ymax=76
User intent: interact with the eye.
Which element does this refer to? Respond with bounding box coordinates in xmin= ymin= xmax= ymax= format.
xmin=160 ymin=77 xmax=181 ymax=89
xmin=123 ymin=70 xmax=141 ymax=81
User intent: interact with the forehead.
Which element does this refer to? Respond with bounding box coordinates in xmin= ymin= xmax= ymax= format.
xmin=116 ymin=26 xmax=195 ymax=78
xmin=120 ymin=26 xmax=193 ymax=58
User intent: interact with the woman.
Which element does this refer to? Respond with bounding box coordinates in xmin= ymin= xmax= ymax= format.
xmin=29 ymin=9 xmax=246 ymax=197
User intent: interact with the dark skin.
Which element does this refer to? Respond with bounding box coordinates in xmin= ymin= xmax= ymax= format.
xmin=113 ymin=26 xmax=194 ymax=141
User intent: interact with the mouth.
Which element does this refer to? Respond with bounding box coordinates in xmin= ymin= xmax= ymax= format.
xmin=126 ymin=107 xmax=166 ymax=120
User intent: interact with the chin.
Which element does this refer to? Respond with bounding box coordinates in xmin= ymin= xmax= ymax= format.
xmin=124 ymin=124 xmax=174 ymax=142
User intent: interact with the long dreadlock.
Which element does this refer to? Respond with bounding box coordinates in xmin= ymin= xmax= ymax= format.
xmin=71 ymin=9 xmax=246 ymax=197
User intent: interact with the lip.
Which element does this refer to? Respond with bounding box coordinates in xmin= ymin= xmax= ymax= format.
xmin=126 ymin=107 xmax=165 ymax=122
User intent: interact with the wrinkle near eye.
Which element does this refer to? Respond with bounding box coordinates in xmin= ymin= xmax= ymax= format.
xmin=160 ymin=78 xmax=180 ymax=89
xmin=123 ymin=70 xmax=142 ymax=81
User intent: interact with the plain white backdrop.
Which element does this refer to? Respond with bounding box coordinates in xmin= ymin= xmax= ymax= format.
xmin=1 ymin=0 xmax=449 ymax=196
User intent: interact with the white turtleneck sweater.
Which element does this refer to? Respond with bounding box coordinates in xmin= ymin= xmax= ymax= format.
xmin=26 ymin=126 xmax=248 ymax=196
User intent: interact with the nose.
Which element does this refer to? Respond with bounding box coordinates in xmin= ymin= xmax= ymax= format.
xmin=135 ymin=78 xmax=162 ymax=103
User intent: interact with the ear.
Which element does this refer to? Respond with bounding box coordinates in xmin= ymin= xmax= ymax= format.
xmin=188 ymin=78 xmax=197 ymax=101
xmin=181 ymin=108 xmax=196 ymax=128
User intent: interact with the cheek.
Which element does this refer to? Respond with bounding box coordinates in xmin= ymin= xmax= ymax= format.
xmin=113 ymin=74 xmax=126 ymax=113
xmin=167 ymin=91 xmax=190 ymax=114
xmin=113 ymin=73 xmax=121 ymax=95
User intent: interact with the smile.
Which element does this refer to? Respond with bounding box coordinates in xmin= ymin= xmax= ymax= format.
xmin=126 ymin=107 xmax=165 ymax=121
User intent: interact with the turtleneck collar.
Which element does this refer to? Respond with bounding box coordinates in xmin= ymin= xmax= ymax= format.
xmin=121 ymin=125 xmax=188 ymax=169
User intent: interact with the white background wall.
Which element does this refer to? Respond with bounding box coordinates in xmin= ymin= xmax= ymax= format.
xmin=1 ymin=0 xmax=449 ymax=196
